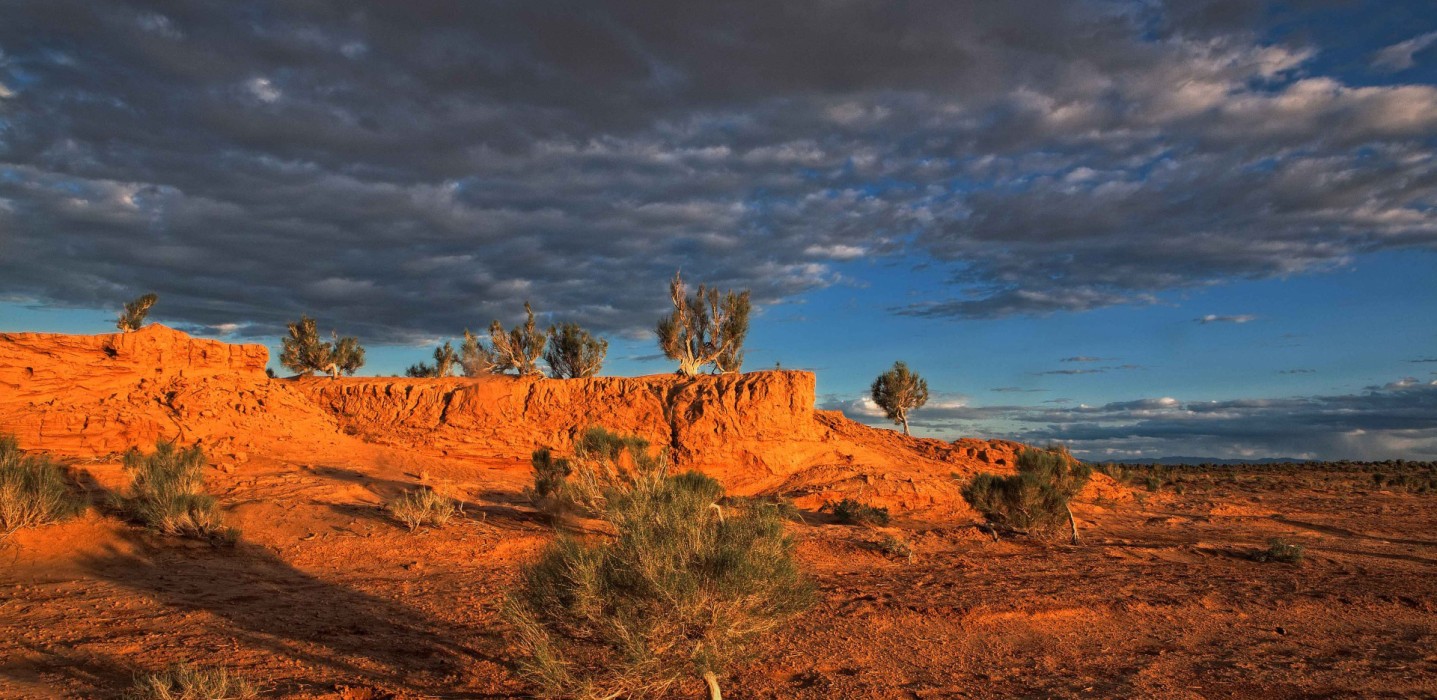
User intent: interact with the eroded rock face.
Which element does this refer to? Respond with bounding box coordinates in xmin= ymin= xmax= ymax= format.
xmin=0 ymin=326 xmax=1054 ymax=513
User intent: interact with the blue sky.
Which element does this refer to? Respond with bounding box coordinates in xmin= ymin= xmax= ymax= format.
xmin=1 ymin=1 xmax=1435 ymax=460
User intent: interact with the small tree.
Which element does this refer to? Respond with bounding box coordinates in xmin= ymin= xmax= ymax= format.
xmin=870 ymin=361 xmax=929 ymax=436
xmin=655 ymin=272 xmax=751 ymax=376
xmin=460 ymin=329 xmax=498 ymax=377
xmin=407 ymin=342 xmax=459 ymax=378
xmin=279 ymin=316 xmax=365 ymax=378
xmin=545 ymin=322 xmax=608 ymax=379
xmin=508 ymin=431 xmax=812 ymax=700
xmin=962 ymin=447 xmax=1092 ymax=544
xmin=117 ymin=293 xmax=158 ymax=332
xmin=491 ymin=302 xmax=548 ymax=376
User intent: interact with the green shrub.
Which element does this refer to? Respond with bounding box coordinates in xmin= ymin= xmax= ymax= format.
xmin=124 ymin=663 xmax=257 ymax=700
xmin=962 ymin=447 xmax=1092 ymax=543
xmin=527 ymin=427 xmax=663 ymax=519
xmin=1255 ymin=538 xmax=1304 ymax=564
xmin=386 ymin=487 xmax=459 ymax=531
xmin=117 ymin=442 xmax=236 ymax=543
xmin=507 ymin=440 xmax=812 ymax=699
xmin=824 ymin=498 xmax=891 ymax=526
xmin=0 ymin=434 xmax=86 ymax=536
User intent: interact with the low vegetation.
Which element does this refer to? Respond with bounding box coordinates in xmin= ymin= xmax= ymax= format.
xmin=527 ymin=427 xmax=659 ymax=519
xmin=824 ymin=498 xmax=891 ymax=526
xmin=386 ymin=487 xmax=459 ymax=531
xmin=406 ymin=341 xmax=459 ymax=378
xmin=870 ymin=361 xmax=929 ymax=436
xmin=115 ymin=441 xmax=236 ymax=543
xmin=1255 ymin=538 xmax=1304 ymax=564
xmin=279 ymin=315 xmax=365 ymax=377
xmin=507 ymin=430 xmax=812 ymax=699
xmin=963 ymin=447 xmax=1092 ymax=543
xmin=123 ymin=663 xmax=258 ymax=700
xmin=656 ymin=271 xmax=751 ymax=376
xmin=117 ymin=292 xmax=159 ymax=333
xmin=0 ymin=434 xmax=86 ymax=537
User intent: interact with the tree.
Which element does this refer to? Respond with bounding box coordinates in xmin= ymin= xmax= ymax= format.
xmin=870 ymin=361 xmax=929 ymax=436
xmin=508 ymin=430 xmax=812 ymax=699
xmin=655 ymin=272 xmax=751 ymax=376
xmin=406 ymin=342 xmax=459 ymax=378
xmin=962 ymin=446 xmax=1092 ymax=544
xmin=279 ymin=316 xmax=365 ymax=378
xmin=490 ymin=302 xmax=547 ymax=376
xmin=544 ymin=322 xmax=608 ymax=379
xmin=117 ymin=293 xmax=158 ymax=332
xmin=459 ymin=329 xmax=497 ymax=377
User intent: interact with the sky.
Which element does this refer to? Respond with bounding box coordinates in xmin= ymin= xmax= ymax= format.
xmin=1 ymin=0 xmax=1435 ymax=461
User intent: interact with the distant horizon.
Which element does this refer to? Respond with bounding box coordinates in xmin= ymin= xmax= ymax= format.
xmin=2 ymin=1 xmax=1435 ymax=461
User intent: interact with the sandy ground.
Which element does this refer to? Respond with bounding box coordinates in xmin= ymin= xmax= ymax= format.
xmin=2 ymin=458 xmax=1435 ymax=699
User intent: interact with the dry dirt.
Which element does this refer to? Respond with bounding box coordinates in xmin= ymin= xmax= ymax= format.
xmin=2 ymin=328 xmax=1435 ymax=699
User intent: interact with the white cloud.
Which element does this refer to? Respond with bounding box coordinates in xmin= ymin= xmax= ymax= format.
xmin=245 ymin=77 xmax=281 ymax=103
xmin=1372 ymin=31 xmax=1437 ymax=72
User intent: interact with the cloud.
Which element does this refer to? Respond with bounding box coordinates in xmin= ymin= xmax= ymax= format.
xmin=1032 ymin=363 xmax=1142 ymax=376
xmin=1278 ymin=368 xmax=1316 ymax=374
xmin=0 ymin=1 xmax=1434 ymax=340
xmin=990 ymin=386 xmax=1045 ymax=393
xmin=1197 ymin=314 xmax=1258 ymax=324
xmin=1411 ymin=358 xmax=1437 ymax=363
xmin=823 ymin=376 xmax=1437 ymax=460
xmin=1061 ymin=356 xmax=1108 ymax=363
xmin=1372 ymin=31 xmax=1437 ymax=72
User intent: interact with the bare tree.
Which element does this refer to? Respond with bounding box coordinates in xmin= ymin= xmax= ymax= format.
xmin=870 ymin=361 xmax=929 ymax=436
xmin=490 ymin=302 xmax=548 ymax=376
xmin=656 ymin=272 xmax=751 ymax=376
xmin=117 ymin=293 xmax=158 ymax=332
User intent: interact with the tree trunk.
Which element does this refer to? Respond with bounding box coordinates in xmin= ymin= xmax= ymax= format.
xmin=900 ymin=414 xmax=910 ymax=436
xmin=1065 ymin=502 xmax=1079 ymax=545
xmin=703 ymin=671 xmax=722 ymax=700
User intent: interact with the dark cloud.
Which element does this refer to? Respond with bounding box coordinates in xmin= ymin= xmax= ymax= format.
xmin=1411 ymin=358 xmax=1437 ymax=363
xmin=822 ymin=378 xmax=1437 ymax=460
xmin=1279 ymin=368 xmax=1316 ymax=374
xmin=1 ymin=1 xmax=1435 ymax=339
xmin=1061 ymin=356 xmax=1109 ymax=363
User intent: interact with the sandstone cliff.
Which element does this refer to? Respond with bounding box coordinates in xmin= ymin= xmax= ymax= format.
xmin=0 ymin=325 xmax=1032 ymax=513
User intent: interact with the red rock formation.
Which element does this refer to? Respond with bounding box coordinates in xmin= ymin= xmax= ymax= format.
xmin=0 ymin=326 xmax=1063 ymax=514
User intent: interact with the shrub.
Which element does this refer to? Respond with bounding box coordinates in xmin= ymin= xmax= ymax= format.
xmin=406 ymin=342 xmax=459 ymax=378
xmin=545 ymin=322 xmax=608 ymax=379
xmin=655 ymin=272 xmax=751 ymax=376
xmin=1255 ymin=538 xmax=1304 ymax=564
xmin=124 ymin=663 xmax=257 ymax=700
xmin=507 ymin=456 xmax=812 ymax=699
xmin=117 ymin=292 xmax=159 ymax=332
xmin=0 ymin=434 xmax=86 ymax=536
xmin=386 ymin=487 xmax=458 ymax=531
xmin=279 ymin=316 xmax=365 ymax=377
xmin=459 ymin=329 xmax=498 ymax=376
xmin=870 ymin=361 xmax=929 ymax=436
xmin=117 ymin=442 xmax=236 ymax=543
xmin=874 ymin=533 xmax=914 ymax=561
xmin=962 ymin=447 xmax=1092 ymax=543
xmin=824 ymin=498 xmax=891 ymax=526
xmin=527 ymin=427 xmax=661 ymax=519
xmin=491 ymin=302 xmax=548 ymax=376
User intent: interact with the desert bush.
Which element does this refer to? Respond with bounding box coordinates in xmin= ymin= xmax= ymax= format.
xmin=117 ymin=292 xmax=159 ymax=332
xmin=117 ymin=441 xmax=236 ymax=543
xmin=0 ymin=434 xmax=86 ymax=536
xmin=406 ymin=342 xmax=459 ymax=378
xmin=870 ymin=361 xmax=929 ymax=436
xmin=824 ymin=498 xmax=891 ymax=526
xmin=491 ymin=302 xmax=548 ymax=376
xmin=874 ymin=533 xmax=914 ymax=561
xmin=1255 ymin=538 xmax=1304 ymax=564
xmin=386 ymin=487 xmax=458 ymax=531
xmin=507 ymin=459 xmax=812 ymax=699
xmin=527 ymin=427 xmax=661 ymax=518
xmin=459 ymin=329 xmax=498 ymax=376
xmin=962 ymin=447 xmax=1092 ymax=543
xmin=279 ymin=316 xmax=365 ymax=377
xmin=124 ymin=663 xmax=257 ymax=700
xmin=545 ymin=322 xmax=608 ymax=379
xmin=655 ymin=272 xmax=751 ymax=376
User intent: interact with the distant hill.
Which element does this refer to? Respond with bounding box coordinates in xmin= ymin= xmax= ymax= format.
xmin=1088 ymin=456 xmax=1314 ymax=466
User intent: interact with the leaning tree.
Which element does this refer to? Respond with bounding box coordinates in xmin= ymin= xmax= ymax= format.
xmin=870 ymin=361 xmax=929 ymax=436
xmin=116 ymin=293 xmax=158 ymax=332
xmin=655 ymin=272 xmax=751 ymax=376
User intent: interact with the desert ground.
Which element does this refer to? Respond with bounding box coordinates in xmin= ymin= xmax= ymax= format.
xmin=2 ymin=328 xmax=1435 ymax=699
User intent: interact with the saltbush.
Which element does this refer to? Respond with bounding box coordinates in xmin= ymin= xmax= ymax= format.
xmin=117 ymin=442 xmax=236 ymax=543
xmin=0 ymin=434 xmax=86 ymax=536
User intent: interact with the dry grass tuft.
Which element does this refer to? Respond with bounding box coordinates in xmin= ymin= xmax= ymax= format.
xmin=386 ymin=487 xmax=459 ymax=531
xmin=0 ymin=434 xmax=86 ymax=537
xmin=123 ymin=663 xmax=258 ymax=700
xmin=116 ymin=441 xmax=237 ymax=543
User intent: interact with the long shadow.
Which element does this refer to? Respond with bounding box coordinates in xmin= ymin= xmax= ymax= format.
xmin=1270 ymin=515 xmax=1437 ymax=548
xmin=72 ymin=475 xmax=516 ymax=696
